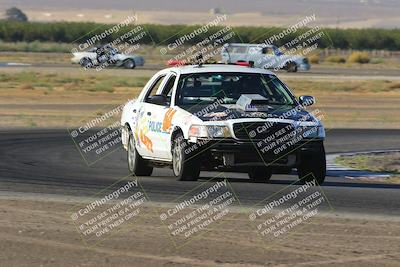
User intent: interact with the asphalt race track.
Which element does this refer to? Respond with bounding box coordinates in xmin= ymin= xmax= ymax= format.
xmin=1 ymin=128 xmax=400 ymax=217
xmin=2 ymin=62 xmax=400 ymax=80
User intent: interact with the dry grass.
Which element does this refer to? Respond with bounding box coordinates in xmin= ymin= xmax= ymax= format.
xmin=388 ymin=82 xmax=400 ymax=89
xmin=0 ymin=71 xmax=148 ymax=93
xmin=325 ymin=55 xmax=346 ymax=63
xmin=337 ymin=152 xmax=400 ymax=173
xmin=0 ymin=41 xmax=73 ymax=53
xmin=308 ymin=54 xmax=320 ymax=64
xmin=336 ymin=152 xmax=400 ymax=183
xmin=348 ymin=52 xmax=371 ymax=64
xmin=285 ymin=79 xmax=400 ymax=93
xmin=1 ymin=70 xmax=400 ymax=128
xmin=2 ymin=72 xmax=400 ymax=94
xmin=0 ymin=52 xmax=71 ymax=64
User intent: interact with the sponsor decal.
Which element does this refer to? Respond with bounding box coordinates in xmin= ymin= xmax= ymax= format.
xmin=136 ymin=109 xmax=153 ymax=152
xmin=149 ymin=121 xmax=168 ymax=134
xmin=162 ymin=108 xmax=177 ymax=132
xmin=139 ymin=128 xmax=153 ymax=152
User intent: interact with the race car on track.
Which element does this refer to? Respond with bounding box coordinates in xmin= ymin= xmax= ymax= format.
xmin=71 ymin=44 xmax=145 ymax=69
xmin=221 ymin=43 xmax=310 ymax=72
xmin=120 ymin=63 xmax=326 ymax=184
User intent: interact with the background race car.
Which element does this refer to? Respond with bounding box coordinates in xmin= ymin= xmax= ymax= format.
xmin=71 ymin=45 xmax=145 ymax=69
xmin=221 ymin=43 xmax=310 ymax=72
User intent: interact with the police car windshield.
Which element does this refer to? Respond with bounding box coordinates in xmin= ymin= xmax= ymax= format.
xmin=176 ymin=72 xmax=295 ymax=106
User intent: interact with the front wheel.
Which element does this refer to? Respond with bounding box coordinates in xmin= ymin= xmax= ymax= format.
xmin=249 ymin=167 xmax=272 ymax=183
xmin=127 ymin=133 xmax=153 ymax=176
xmin=297 ymin=143 xmax=326 ymax=185
xmin=123 ymin=59 xmax=136 ymax=69
xmin=172 ymin=132 xmax=200 ymax=181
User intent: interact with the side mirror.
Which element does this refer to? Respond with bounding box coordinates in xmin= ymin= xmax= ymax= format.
xmin=299 ymin=95 xmax=315 ymax=106
xmin=148 ymin=94 xmax=168 ymax=106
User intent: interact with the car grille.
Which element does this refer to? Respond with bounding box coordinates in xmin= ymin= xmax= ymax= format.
xmin=233 ymin=122 xmax=291 ymax=141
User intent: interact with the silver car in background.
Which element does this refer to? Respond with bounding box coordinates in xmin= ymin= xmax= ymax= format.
xmin=221 ymin=43 xmax=310 ymax=72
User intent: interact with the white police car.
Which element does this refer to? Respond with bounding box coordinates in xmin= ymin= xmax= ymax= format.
xmin=121 ymin=64 xmax=326 ymax=184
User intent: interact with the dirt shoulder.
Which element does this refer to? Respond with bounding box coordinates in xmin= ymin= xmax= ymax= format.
xmin=0 ymin=197 xmax=399 ymax=267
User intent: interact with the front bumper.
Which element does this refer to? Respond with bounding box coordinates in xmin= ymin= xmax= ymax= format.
xmin=190 ymin=138 xmax=323 ymax=170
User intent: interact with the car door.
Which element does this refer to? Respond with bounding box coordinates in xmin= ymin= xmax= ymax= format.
xmin=229 ymin=45 xmax=248 ymax=63
xmin=246 ymin=45 xmax=263 ymax=66
xmin=138 ymin=72 xmax=177 ymax=160
xmin=257 ymin=46 xmax=277 ymax=69
xmin=135 ymin=73 xmax=166 ymax=158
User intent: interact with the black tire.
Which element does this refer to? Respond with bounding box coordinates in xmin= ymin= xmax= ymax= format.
xmin=172 ymin=132 xmax=200 ymax=181
xmin=124 ymin=59 xmax=136 ymax=69
xmin=297 ymin=143 xmax=326 ymax=185
xmin=127 ymin=132 xmax=153 ymax=176
xmin=79 ymin=57 xmax=92 ymax=68
xmin=285 ymin=61 xmax=298 ymax=72
xmin=248 ymin=167 xmax=272 ymax=183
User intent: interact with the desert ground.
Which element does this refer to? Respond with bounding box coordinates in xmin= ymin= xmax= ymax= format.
xmin=1 ymin=196 xmax=399 ymax=267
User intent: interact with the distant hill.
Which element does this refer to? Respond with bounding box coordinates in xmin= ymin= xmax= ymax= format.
xmin=1 ymin=0 xmax=399 ymax=28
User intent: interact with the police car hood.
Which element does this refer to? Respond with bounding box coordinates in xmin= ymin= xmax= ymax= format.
xmin=181 ymin=104 xmax=314 ymax=122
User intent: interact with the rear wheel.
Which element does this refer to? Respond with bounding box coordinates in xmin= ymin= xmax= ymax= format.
xmin=172 ymin=132 xmax=200 ymax=181
xmin=297 ymin=143 xmax=326 ymax=185
xmin=127 ymin=133 xmax=153 ymax=176
xmin=285 ymin=61 xmax=298 ymax=72
xmin=79 ymin=57 xmax=92 ymax=68
xmin=248 ymin=167 xmax=272 ymax=183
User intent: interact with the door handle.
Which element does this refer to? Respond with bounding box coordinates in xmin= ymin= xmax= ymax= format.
xmin=147 ymin=112 xmax=151 ymax=116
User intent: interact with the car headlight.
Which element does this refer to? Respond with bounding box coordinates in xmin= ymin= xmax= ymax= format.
xmin=298 ymin=125 xmax=325 ymax=139
xmin=189 ymin=125 xmax=231 ymax=138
